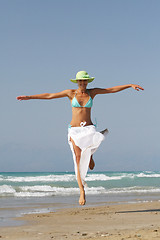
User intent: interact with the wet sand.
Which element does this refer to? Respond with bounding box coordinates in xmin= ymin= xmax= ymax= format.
xmin=0 ymin=201 xmax=160 ymax=239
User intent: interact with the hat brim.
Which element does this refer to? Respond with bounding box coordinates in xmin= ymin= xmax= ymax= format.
xmin=70 ymin=77 xmax=95 ymax=83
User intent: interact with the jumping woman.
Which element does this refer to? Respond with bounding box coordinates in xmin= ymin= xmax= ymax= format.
xmin=17 ymin=70 xmax=144 ymax=205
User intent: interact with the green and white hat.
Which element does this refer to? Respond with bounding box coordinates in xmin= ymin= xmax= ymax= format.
xmin=70 ymin=71 xmax=95 ymax=83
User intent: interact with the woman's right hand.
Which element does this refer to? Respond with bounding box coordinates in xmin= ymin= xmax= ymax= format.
xmin=16 ymin=95 xmax=30 ymax=101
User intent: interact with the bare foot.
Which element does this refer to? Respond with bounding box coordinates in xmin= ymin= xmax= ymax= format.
xmin=89 ymin=156 xmax=95 ymax=170
xmin=79 ymin=190 xmax=86 ymax=205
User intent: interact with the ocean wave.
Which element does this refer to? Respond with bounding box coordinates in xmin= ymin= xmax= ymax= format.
xmin=0 ymin=185 xmax=16 ymax=194
xmin=20 ymin=185 xmax=79 ymax=194
xmin=87 ymin=172 xmax=160 ymax=181
xmin=0 ymin=173 xmax=135 ymax=183
xmin=0 ymin=173 xmax=124 ymax=183
xmin=14 ymin=192 xmax=55 ymax=197
xmin=1 ymin=172 xmax=160 ymax=184
xmin=85 ymin=174 xmax=124 ymax=181
xmin=136 ymin=173 xmax=160 ymax=178
xmin=0 ymin=184 xmax=105 ymax=197
xmin=106 ymin=186 xmax=160 ymax=195
xmin=1 ymin=184 xmax=160 ymax=198
xmin=0 ymin=174 xmax=76 ymax=183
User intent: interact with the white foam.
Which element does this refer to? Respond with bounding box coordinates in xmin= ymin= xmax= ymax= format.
xmin=103 ymin=186 xmax=160 ymax=195
xmin=15 ymin=192 xmax=54 ymax=197
xmin=0 ymin=184 xmax=107 ymax=197
xmin=1 ymin=172 xmax=160 ymax=184
xmin=3 ymin=174 xmax=76 ymax=183
xmin=1 ymin=171 xmax=160 ymax=198
xmin=15 ymin=186 xmax=160 ymax=197
xmin=0 ymin=185 xmax=16 ymax=194
xmin=14 ymin=186 xmax=105 ymax=197
xmin=137 ymin=173 xmax=160 ymax=178
xmin=0 ymin=173 xmax=136 ymax=183
xmin=20 ymin=185 xmax=79 ymax=194
xmin=85 ymin=186 xmax=106 ymax=194
xmin=85 ymin=174 xmax=123 ymax=181
xmin=1 ymin=183 xmax=160 ymax=198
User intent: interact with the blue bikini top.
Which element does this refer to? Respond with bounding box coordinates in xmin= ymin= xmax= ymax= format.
xmin=72 ymin=90 xmax=93 ymax=108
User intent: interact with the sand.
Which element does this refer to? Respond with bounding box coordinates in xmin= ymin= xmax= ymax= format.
xmin=0 ymin=201 xmax=160 ymax=239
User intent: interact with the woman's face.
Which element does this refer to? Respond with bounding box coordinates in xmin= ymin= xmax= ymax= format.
xmin=77 ymin=80 xmax=88 ymax=90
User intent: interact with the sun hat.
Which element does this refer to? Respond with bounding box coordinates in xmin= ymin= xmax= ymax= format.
xmin=70 ymin=71 xmax=95 ymax=83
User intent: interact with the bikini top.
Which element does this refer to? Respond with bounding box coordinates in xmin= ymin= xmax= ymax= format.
xmin=72 ymin=90 xmax=93 ymax=108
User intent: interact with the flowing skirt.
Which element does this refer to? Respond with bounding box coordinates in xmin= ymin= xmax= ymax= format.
xmin=68 ymin=125 xmax=106 ymax=185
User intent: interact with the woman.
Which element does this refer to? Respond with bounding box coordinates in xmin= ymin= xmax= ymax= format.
xmin=17 ymin=70 xmax=144 ymax=205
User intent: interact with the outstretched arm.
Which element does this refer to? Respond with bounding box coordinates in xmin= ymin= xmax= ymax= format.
xmin=92 ymin=84 xmax=144 ymax=97
xmin=16 ymin=89 xmax=72 ymax=101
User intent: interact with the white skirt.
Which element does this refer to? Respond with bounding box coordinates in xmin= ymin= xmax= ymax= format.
xmin=68 ymin=125 xmax=105 ymax=185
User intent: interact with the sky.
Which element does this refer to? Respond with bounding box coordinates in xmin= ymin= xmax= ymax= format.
xmin=0 ymin=0 xmax=160 ymax=172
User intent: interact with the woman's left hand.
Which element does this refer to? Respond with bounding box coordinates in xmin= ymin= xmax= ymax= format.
xmin=131 ymin=84 xmax=144 ymax=91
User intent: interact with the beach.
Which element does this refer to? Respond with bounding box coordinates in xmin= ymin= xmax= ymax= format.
xmin=0 ymin=201 xmax=160 ymax=239
xmin=1 ymin=171 xmax=160 ymax=239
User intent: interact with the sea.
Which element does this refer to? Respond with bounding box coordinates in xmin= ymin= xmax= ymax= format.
xmin=1 ymin=171 xmax=160 ymax=227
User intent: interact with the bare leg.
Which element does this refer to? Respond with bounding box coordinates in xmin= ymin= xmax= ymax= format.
xmin=89 ymin=155 xmax=95 ymax=170
xmin=89 ymin=129 xmax=108 ymax=170
xmin=70 ymin=138 xmax=86 ymax=205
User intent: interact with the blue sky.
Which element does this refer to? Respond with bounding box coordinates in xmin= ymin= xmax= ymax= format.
xmin=0 ymin=0 xmax=160 ymax=172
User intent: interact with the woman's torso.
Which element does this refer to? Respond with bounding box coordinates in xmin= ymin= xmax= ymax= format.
xmin=70 ymin=89 xmax=93 ymax=127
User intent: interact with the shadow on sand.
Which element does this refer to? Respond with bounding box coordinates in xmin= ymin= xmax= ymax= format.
xmin=116 ymin=209 xmax=160 ymax=214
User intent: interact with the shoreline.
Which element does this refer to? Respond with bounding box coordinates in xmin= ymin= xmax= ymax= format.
xmin=0 ymin=200 xmax=160 ymax=239
xmin=1 ymin=195 xmax=159 ymax=228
